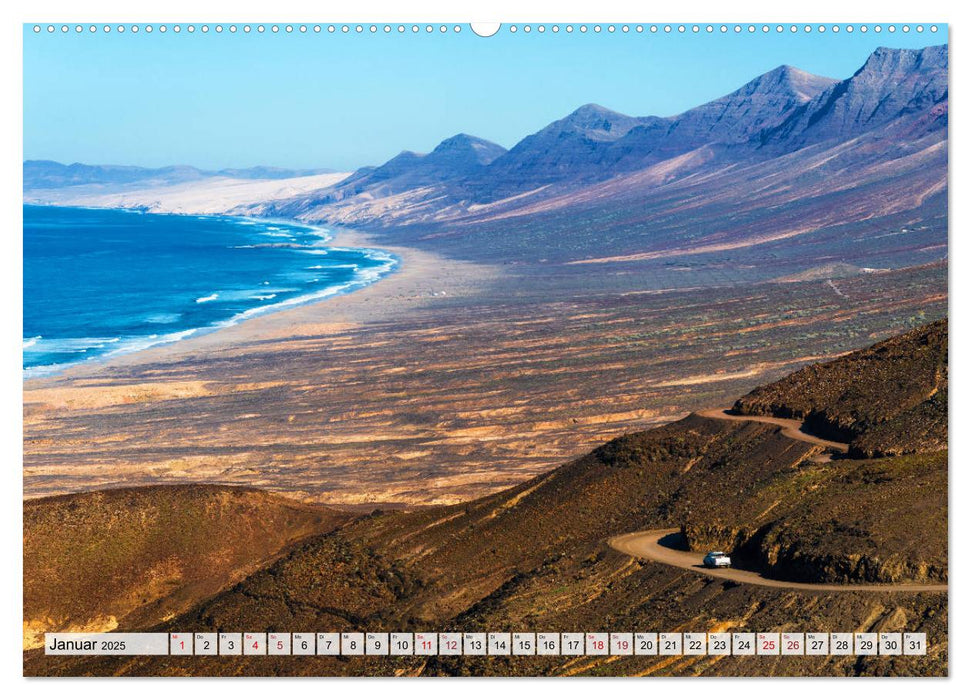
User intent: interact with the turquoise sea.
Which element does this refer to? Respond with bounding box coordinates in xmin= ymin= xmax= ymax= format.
xmin=23 ymin=205 xmax=396 ymax=376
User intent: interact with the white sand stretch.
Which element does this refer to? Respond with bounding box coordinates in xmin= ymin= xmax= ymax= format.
xmin=24 ymin=171 xmax=351 ymax=216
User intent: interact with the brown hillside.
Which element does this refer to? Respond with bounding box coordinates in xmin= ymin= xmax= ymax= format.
xmin=732 ymin=319 xmax=947 ymax=457
xmin=683 ymin=450 xmax=947 ymax=584
xmin=23 ymin=485 xmax=350 ymax=650
xmin=28 ymin=416 xmax=947 ymax=676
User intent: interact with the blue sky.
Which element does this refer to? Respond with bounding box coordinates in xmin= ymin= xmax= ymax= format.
xmin=23 ymin=24 xmax=947 ymax=171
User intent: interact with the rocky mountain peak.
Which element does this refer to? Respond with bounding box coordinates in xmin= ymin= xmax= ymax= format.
xmin=751 ymin=64 xmax=839 ymax=102
xmin=857 ymin=44 xmax=948 ymax=78
xmin=552 ymin=103 xmax=646 ymax=141
xmin=611 ymin=64 xmax=837 ymax=159
xmin=759 ymin=44 xmax=948 ymax=149
xmin=429 ymin=133 xmax=507 ymax=166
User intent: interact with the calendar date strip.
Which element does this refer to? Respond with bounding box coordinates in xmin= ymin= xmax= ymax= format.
xmin=44 ymin=631 xmax=927 ymax=657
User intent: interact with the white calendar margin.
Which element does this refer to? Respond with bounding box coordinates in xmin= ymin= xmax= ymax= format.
xmin=3 ymin=0 xmax=963 ymax=699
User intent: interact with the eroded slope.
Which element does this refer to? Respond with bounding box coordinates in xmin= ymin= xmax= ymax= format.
xmin=23 ymin=485 xmax=349 ymax=649
xmin=732 ymin=319 xmax=947 ymax=457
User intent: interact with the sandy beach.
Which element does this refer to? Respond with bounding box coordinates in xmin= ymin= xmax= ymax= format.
xmin=24 ymin=228 xmax=500 ymax=380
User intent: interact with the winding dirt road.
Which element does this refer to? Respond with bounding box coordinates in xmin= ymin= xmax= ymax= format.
xmin=606 ymin=410 xmax=946 ymax=593
xmin=697 ymin=408 xmax=849 ymax=453
xmin=608 ymin=530 xmax=947 ymax=592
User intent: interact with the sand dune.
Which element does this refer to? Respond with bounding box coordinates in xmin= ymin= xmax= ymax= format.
xmin=24 ymin=171 xmax=351 ymax=216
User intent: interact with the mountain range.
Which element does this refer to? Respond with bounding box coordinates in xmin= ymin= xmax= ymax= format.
xmin=245 ymin=45 xmax=945 ymax=231
xmin=23 ymin=45 xmax=948 ymax=274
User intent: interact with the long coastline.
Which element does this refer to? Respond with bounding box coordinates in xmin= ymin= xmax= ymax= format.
xmin=24 ymin=210 xmax=387 ymax=381
xmin=23 ymin=223 xmax=502 ymax=390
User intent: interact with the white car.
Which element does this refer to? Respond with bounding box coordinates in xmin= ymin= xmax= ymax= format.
xmin=703 ymin=551 xmax=731 ymax=568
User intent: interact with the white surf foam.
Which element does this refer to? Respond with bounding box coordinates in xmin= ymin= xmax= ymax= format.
xmin=24 ymin=217 xmax=396 ymax=379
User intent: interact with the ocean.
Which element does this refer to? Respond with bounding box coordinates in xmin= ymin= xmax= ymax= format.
xmin=23 ymin=205 xmax=396 ymax=376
